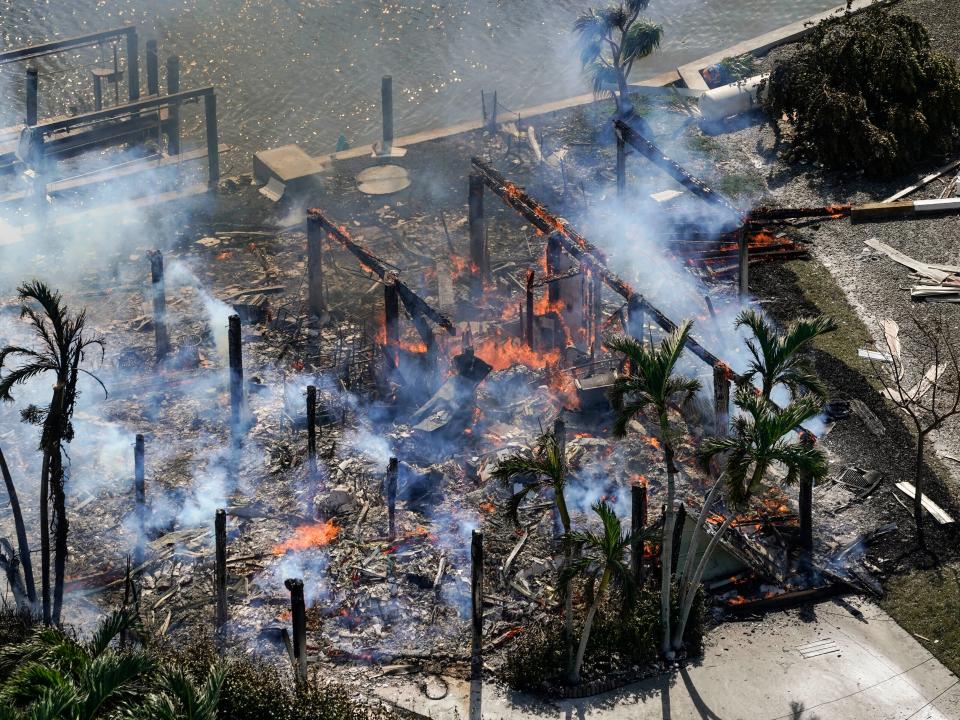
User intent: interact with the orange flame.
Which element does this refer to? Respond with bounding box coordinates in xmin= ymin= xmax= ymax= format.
xmin=273 ymin=520 xmax=340 ymax=555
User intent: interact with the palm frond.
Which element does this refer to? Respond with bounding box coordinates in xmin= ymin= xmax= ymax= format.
xmin=621 ymin=18 xmax=662 ymax=62
xmin=79 ymin=652 xmax=154 ymax=719
xmin=87 ymin=609 xmax=133 ymax=658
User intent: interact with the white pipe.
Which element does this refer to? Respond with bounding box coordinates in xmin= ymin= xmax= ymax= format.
xmin=698 ymin=74 xmax=768 ymax=122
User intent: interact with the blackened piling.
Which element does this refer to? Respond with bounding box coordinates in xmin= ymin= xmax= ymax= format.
xmin=165 ymin=55 xmax=181 ymax=154
xmin=381 ymin=76 xmax=394 ymax=149
xmin=471 ymin=530 xmax=484 ymax=680
xmin=133 ymin=434 xmax=146 ymax=567
xmin=25 ymin=67 xmax=38 ymax=126
xmin=386 ymin=457 xmax=398 ymax=541
xmin=306 ymin=385 xmax=317 ymax=469
xmin=284 ymin=578 xmax=308 ymax=686
xmin=149 ymin=250 xmax=170 ymax=363
xmin=215 ymin=508 xmax=227 ymax=629
xmin=228 ymin=314 xmax=244 ymax=440
xmin=306 ymin=211 xmax=326 ymax=317
xmin=145 ymin=39 xmax=159 ymax=96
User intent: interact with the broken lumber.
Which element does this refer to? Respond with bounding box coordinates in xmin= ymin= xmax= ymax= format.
xmin=883 ymin=158 xmax=960 ymax=203
xmin=865 ymin=238 xmax=954 ymax=283
xmin=895 ymin=482 xmax=955 ymax=524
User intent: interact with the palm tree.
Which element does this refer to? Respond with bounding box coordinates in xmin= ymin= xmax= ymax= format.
xmin=670 ymin=389 xmax=828 ymax=652
xmin=0 ymin=609 xmax=153 ymax=719
xmin=736 ymin=309 xmax=837 ymax=401
xmin=0 ymin=281 xmax=105 ymax=625
xmin=0 ymin=448 xmax=35 ymax=609
xmin=129 ymin=664 xmax=226 ymax=720
xmin=607 ymin=319 xmax=701 ymax=658
xmin=492 ymin=427 xmax=576 ymax=673
xmin=562 ymin=501 xmax=635 ymax=684
xmin=573 ymin=0 xmax=663 ymax=118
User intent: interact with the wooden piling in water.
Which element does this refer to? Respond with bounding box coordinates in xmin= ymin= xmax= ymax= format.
xmin=215 ymin=508 xmax=227 ymax=630
xmin=204 ymin=91 xmax=220 ymax=185
xmin=145 ymin=40 xmax=159 ymax=96
xmin=149 ymin=250 xmax=170 ymax=363
xmin=165 ymin=55 xmax=181 ymax=155
xmin=25 ymin=67 xmax=38 ymax=126
xmin=125 ymin=29 xmax=140 ymax=103
xmin=471 ymin=529 xmax=484 ymax=680
xmin=631 ymin=482 xmax=647 ymax=587
xmin=228 ymin=314 xmax=244 ymax=440
xmin=306 ymin=211 xmax=326 ymax=317
xmin=469 ymin=174 xmax=486 ymax=300
xmin=386 ymin=457 xmax=398 ymax=541
xmin=284 ymin=578 xmax=308 ymax=686
xmin=381 ymin=76 xmax=394 ymax=150
xmin=133 ymin=434 xmax=146 ymax=567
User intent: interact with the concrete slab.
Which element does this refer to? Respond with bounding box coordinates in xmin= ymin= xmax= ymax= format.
xmin=252 ymin=143 xmax=325 ymax=189
xmin=371 ymin=597 xmax=960 ymax=720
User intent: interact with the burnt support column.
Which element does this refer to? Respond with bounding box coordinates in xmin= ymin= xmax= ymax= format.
xmin=306 ymin=211 xmax=326 ymax=317
xmin=228 ymin=314 xmax=244 ymax=440
xmin=384 ymin=274 xmax=400 ymax=370
xmin=133 ymin=434 xmax=146 ymax=567
xmin=631 ymin=481 xmax=648 ymax=587
xmin=591 ymin=271 xmax=603 ymax=361
xmin=738 ymin=225 xmax=749 ymax=298
xmin=470 ymin=530 xmax=484 ymax=680
xmin=306 ymin=385 xmax=317 ymax=468
xmin=381 ymin=76 xmax=394 ymax=150
xmin=204 ymin=91 xmax=220 ymax=186
xmin=546 ymin=233 xmax=563 ymax=304
xmin=165 ymin=56 xmax=181 ymax=154
xmin=616 ymin=127 xmax=626 ymax=197
xmin=145 ymin=40 xmax=159 ymax=96
xmin=284 ymin=578 xmax=308 ymax=686
xmin=149 ymin=251 xmax=170 ymax=364
xmin=469 ymin=174 xmax=486 ymax=300
xmin=25 ymin=67 xmax=38 ymax=126
xmin=386 ymin=457 xmax=398 ymax=541
xmin=215 ymin=508 xmax=227 ymax=630
xmin=525 ymin=269 xmax=535 ymax=350
xmin=126 ymin=29 xmax=140 ymax=103
xmin=713 ymin=363 xmax=731 ymax=438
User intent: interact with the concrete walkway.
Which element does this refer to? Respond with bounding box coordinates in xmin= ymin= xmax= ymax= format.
xmin=373 ymin=597 xmax=960 ymax=719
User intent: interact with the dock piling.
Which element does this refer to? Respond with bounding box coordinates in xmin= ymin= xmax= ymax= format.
xmin=126 ymin=29 xmax=140 ymax=102
xmin=470 ymin=530 xmax=484 ymax=680
xmin=133 ymin=434 xmax=146 ymax=567
xmin=204 ymin=91 xmax=220 ymax=185
xmin=149 ymin=250 xmax=170 ymax=363
xmin=25 ymin=67 xmax=38 ymax=126
xmin=165 ymin=55 xmax=181 ymax=155
xmin=386 ymin=457 xmax=398 ymax=541
xmin=145 ymin=40 xmax=159 ymax=96
xmin=284 ymin=579 xmax=308 ymax=686
xmin=306 ymin=211 xmax=326 ymax=317
xmin=228 ymin=314 xmax=244 ymax=441
xmin=381 ymin=75 xmax=394 ymax=150
xmin=215 ymin=508 xmax=228 ymax=630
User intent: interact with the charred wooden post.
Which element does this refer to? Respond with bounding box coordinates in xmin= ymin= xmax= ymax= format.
xmin=713 ymin=363 xmax=731 ymax=437
xmin=591 ymin=271 xmax=603 ymax=360
xmin=148 ymin=250 xmax=170 ymax=363
xmin=384 ymin=274 xmax=401 ymax=370
xmin=306 ymin=385 xmax=317 ymax=472
xmin=165 ymin=55 xmax=181 ymax=155
xmin=215 ymin=508 xmax=227 ymax=629
xmin=616 ymin=126 xmax=626 ymax=197
xmin=631 ymin=481 xmax=648 ymax=586
xmin=525 ymin=269 xmax=535 ymax=349
xmin=25 ymin=67 xmax=38 ymax=126
xmin=228 ymin=314 xmax=244 ymax=440
xmin=204 ymin=91 xmax=220 ymax=185
xmin=386 ymin=457 xmax=398 ymax=541
xmin=470 ymin=529 xmax=484 ymax=680
xmin=381 ymin=75 xmax=394 ymax=150
xmin=306 ymin=211 xmax=326 ymax=317
xmin=284 ymin=578 xmax=308 ymax=686
xmin=133 ymin=434 xmax=146 ymax=567
xmin=145 ymin=40 xmax=159 ymax=96
xmin=469 ymin=174 xmax=486 ymax=299
xmin=671 ymin=504 xmax=686 ymax=575
xmin=546 ymin=232 xmax=563 ymax=304
xmin=738 ymin=225 xmax=749 ymax=298
xmin=125 ymin=28 xmax=140 ymax=103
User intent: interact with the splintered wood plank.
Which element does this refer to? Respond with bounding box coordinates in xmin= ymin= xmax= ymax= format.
xmin=866 ymin=238 xmax=952 ymax=283
xmin=883 ymin=158 xmax=960 ymax=202
xmin=895 ymin=482 xmax=955 ymax=524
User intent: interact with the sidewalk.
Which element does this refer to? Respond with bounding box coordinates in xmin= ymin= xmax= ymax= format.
xmin=373 ymin=597 xmax=960 ymax=719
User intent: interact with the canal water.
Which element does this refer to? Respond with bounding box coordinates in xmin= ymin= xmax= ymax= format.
xmin=1 ymin=0 xmax=839 ymax=165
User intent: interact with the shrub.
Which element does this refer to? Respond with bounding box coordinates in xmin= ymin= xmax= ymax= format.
xmin=761 ymin=7 xmax=960 ymax=177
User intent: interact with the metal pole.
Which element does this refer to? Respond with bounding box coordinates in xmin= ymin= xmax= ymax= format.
xmin=228 ymin=315 xmax=244 ymax=440
xmin=126 ymin=29 xmax=140 ymax=103
xmin=470 ymin=530 xmax=484 ymax=680
xmin=631 ymin=481 xmax=647 ymax=587
xmin=149 ymin=250 xmax=170 ymax=363
xmin=284 ymin=578 xmax=308 ymax=686
xmin=469 ymin=174 xmax=485 ymax=300
xmin=381 ymin=75 xmax=394 ymax=150
xmin=204 ymin=91 xmax=220 ymax=185
xmin=386 ymin=457 xmax=398 ymax=541
xmin=25 ymin=67 xmax=38 ymax=126
xmin=713 ymin=363 xmax=731 ymax=437
xmin=133 ymin=434 xmax=146 ymax=567
xmin=525 ymin=269 xmax=535 ymax=350
xmin=165 ymin=56 xmax=181 ymax=155
xmin=738 ymin=225 xmax=749 ymax=298
xmin=215 ymin=508 xmax=227 ymax=629
xmin=306 ymin=211 xmax=326 ymax=317
xmin=145 ymin=39 xmax=159 ymax=96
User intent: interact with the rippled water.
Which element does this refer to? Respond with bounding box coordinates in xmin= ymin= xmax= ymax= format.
xmin=1 ymin=0 xmax=838 ymax=163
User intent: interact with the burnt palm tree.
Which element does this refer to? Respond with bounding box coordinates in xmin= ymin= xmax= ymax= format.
xmin=670 ymin=390 xmax=827 ymax=651
xmin=573 ymin=0 xmax=663 ymax=118
xmin=736 ymin=309 xmax=837 ymax=401
xmin=0 ymin=281 xmax=105 ymax=625
xmin=562 ymin=501 xmax=635 ymax=685
xmin=492 ymin=426 xmax=577 ymax=674
xmin=607 ymin=319 xmax=701 ymax=659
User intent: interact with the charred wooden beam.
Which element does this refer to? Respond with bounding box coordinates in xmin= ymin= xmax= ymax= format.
xmin=148 ymin=251 xmax=170 ymax=364
xmin=306 ymin=385 xmax=317 ymax=472
xmin=215 ymin=508 xmax=227 ymax=630
xmin=284 ymin=578 xmax=308 ymax=685
xmin=471 ymin=529 xmax=484 ymax=680
xmin=133 ymin=435 xmax=146 ymax=568
xmin=308 ymin=210 xmax=456 ymax=336
xmin=386 ymin=457 xmax=398 ymax=541
xmin=748 ymin=205 xmax=851 ymax=221
xmin=614 ymin=120 xmax=741 ymax=221
xmin=228 ymin=314 xmax=244 ymax=440
xmin=306 ymin=212 xmax=326 ymax=317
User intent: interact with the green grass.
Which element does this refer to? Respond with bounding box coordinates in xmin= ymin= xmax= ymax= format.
xmin=715 ymin=171 xmax=767 ymax=201
xmin=686 ymin=131 xmax=721 ymax=157
xmin=882 ymin=563 xmax=960 ymax=676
